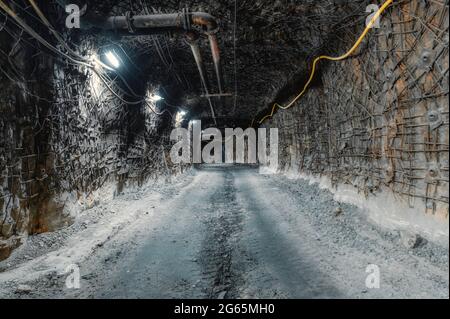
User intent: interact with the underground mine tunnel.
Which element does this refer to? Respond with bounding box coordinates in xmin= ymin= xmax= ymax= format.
xmin=0 ymin=0 xmax=448 ymax=301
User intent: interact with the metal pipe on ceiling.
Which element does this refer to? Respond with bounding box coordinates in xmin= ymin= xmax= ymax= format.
xmin=78 ymin=8 xmax=223 ymax=123
xmin=186 ymin=32 xmax=217 ymax=126
xmin=208 ymin=33 xmax=224 ymax=96
xmin=91 ymin=11 xmax=224 ymax=100
xmin=53 ymin=2 xmax=224 ymax=123
xmin=86 ymin=11 xmax=218 ymax=35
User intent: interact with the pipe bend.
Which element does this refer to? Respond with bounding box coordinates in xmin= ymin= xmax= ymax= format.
xmin=190 ymin=12 xmax=219 ymax=33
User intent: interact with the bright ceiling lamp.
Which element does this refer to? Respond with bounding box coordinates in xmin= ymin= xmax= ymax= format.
xmin=105 ymin=51 xmax=120 ymax=69
xmin=149 ymin=93 xmax=163 ymax=102
xmin=175 ymin=110 xmax=187 ymax=126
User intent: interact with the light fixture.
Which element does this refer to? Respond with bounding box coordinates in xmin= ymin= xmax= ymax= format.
xmin=149 ymin=93 xmax=163 ymax=102
xmin=105 ymin=51 xmax=120 ymax=69
xmin=175 ymin=110 xmax=187 ymax=126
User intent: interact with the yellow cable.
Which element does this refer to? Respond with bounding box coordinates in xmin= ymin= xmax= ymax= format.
xmin=258 ymin=0 xmax=394 ymax=125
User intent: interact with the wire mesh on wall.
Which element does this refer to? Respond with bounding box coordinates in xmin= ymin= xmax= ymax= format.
xmin=270 ymin=0 xmax=449 ymax=219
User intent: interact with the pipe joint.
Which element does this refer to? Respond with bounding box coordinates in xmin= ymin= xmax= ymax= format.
xmin=190 ymin=12 xmax=219 ymax=34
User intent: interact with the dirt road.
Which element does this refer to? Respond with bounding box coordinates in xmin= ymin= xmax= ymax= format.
xmin=0 ymin=165 xmax=448 ymax=299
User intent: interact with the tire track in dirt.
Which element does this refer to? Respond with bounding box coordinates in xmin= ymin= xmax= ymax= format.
xmin=199 ymin=169 xmax=246 ymax=299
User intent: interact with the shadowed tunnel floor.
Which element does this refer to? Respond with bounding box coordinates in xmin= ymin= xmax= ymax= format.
xmin=0 ymin=165 xmax=448 ymax=299
xmin=92 ymin=165 xmax=343 ymax=299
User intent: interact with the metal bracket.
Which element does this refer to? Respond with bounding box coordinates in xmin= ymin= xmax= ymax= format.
xmin=427 ymin=109 xmax=443 ymax=130
xmin=181 ymin=8 xmax=191 ymax=31
xmin=125 ymin=11 xmax=135 ymax=33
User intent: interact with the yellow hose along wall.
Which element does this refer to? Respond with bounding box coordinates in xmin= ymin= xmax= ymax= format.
xmin=258 ymin=0 xmax=394 ymax=124
xmin=264 ymin=0 xmax=449 ymax=224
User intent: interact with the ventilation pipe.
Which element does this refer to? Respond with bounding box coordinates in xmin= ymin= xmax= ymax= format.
xmin=90 ymin=10 xmax=223 ymax=118
xmin=56 ymin=2 xmax=224 ymax=122
xmin=84 ymin=9 xmax=225 ymax=108
xmin=186 ymin=32 xmax=217 ymax=125
xmin=91 ymin=11 xmax=218 ymax=34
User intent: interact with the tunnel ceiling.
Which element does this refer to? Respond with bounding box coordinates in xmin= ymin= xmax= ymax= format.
xmin=68 ymin=0 xmax=371 ymax=126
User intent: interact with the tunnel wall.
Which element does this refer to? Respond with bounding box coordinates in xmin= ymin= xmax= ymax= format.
xmin=0 ymin=35 xmax=183 ymax=260
xmin=267 ymin=1 xmax=449 ymax=242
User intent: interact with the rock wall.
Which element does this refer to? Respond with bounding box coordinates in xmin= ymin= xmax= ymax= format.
xmin=266 ymin=1 xmax=449 ymax=240
xmin=0 ymin=27 xmax=182 ymax=260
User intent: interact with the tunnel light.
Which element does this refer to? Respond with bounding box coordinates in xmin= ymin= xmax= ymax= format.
xmin=175 ymin=110 xmax=187 ymax=126
xmin=105 ymin=51 xmax=120 ymax=69
xmin=149 ymin=93 xmax=163 ymax=102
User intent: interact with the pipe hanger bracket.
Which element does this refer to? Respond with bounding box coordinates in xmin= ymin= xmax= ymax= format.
xmin=125 ymin=11 xmax=135 ymax=33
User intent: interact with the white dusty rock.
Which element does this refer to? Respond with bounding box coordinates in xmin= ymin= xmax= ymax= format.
xmin=16 ymin=284 xmax=33 ymax=294
xmin=400 ymin=232 xmax=423 ymax=249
